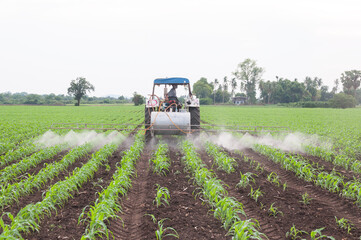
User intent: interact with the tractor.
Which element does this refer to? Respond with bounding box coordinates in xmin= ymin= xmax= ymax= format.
xmin=144 ymin=77 xmax=200 ymax=140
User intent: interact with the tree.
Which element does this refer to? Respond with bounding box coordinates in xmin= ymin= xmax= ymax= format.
xmin=132 ymin=92 xmax=144 ymax=106
xmin=329 ymin=93 xmax=357 ymax=108
xmin=67 ymin=77 xmax=95 ymax=106
xmin=193 ymin=77 xmax=213 ymax=99
xmin=233 ymin=59 xmax=264 ymax=104
xmin=222 ymin=76 xmax=228 ymax=103
xmin=340 ymin=70 xmax=361 ymax=97
xmin=304 ymin=77 xmax=322 ymax=101
xmin=213 ymin=78 xmax=219 ymax=104
xmin=259 ymin=80 xmax=276 ymax=104
xmin=230 ymin=78 xmax=237 ymax=97
xmin=332 ymin=79 xmax=339 ymax=93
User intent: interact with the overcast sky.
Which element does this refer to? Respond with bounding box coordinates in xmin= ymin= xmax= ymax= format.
xmin=1 ymin=0 xmax=360 ymax=97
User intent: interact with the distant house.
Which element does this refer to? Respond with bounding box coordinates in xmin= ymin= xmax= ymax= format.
xmin=232 ymin=96 xmax=247 ymax=105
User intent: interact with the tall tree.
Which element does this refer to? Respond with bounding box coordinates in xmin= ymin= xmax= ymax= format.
xmin=222 ymin=76 xmax=228 ymax=103
xmin=332 ymin=79 xmax=339 ymax=93
xmin=231 ymin=78 xmax=237 ymax=97
xmin=259 ymin=80 xmax=276 ymax=104
xmin=67 ymin=77 xmax=95 ymax=106
xmin=193 ymin=77 xmax=213 ymax=99
xmin=213 ymin=78 xmax=219 ymax=104
xmin=233 ymin=59 xmax=264 ymax=104
xmin=340 ymin=70 xmax=361 ymax=97
xmin=304 ymin=77 xmax=321 ymax=101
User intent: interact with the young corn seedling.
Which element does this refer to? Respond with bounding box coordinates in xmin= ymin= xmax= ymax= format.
xmin=300 ymin=192 xmax=312 ymax=205
xmin=309 ymin=227 xmax=335 ymax=240
xmin=267 ymin=172 xmax=280 ymax=187
xmin=150 ymin=143 xmax=170 ymax=176
xmin=268 ymin=203 xmax=283 ymax=218
xmin=153 ymin=184 xmax=171 ymax=208
xmin=146 ymin=214 xmax=179 ymax=240
xmin=282 ymin=182 xmax=288 ymax=191
xmin=248 ymin=187 xmax=264 ymax=202
xmin=236 ymin=172 xmax=257 ymax=189
xmin=335 ymin=216 xmax=354 ymax=234
xmin=285 ymin=224 xmax=308 ymax=240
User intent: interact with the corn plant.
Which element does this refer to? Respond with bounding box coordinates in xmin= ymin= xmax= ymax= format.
xmin=282 ymin=182 xmax=287 ymax=191
xmin=80 ymin=133 xmax=144 ymax=240
xmin=153 ymin=184 xmax=171 ymax=208
xmin=0 ymin=140 xmax=38 ymax=167
xmin=150 ymin=143 xmax=171 ymax=176
xmin=181 ymin=140 xmax=265 ymax=239
xmin=0 ymin=143 xmax=92 ymax=210
xmin=335 ymin=216 xmax=353 ymax=234
xmin=285 ymin=224 xmax=308 ymax=240
xmin=315 ymin=171 xmax=344 ymax=193
xmin=248 ymin=187 xmax=263 ymax=202
xmin=0 ymin=141 xmax=121 ymax=239
xmin=0 ymin=144 xmax=66 ymax=185
xmin=236 ymin=172 xmax=256 ymax=189
xmin=146 ymin=214 xmax=179 ymax=240
xmin=227 ymin=219 xmax=267 ymax=240
xmin=300 ymin=192 xmax=312 ymax=205
xmin=267 ymin=172 xmax=280 ymax=187
xmin=309 ymin=227 xmax=335 ymax=240
xmin=268 ymin=203 xmax=283 ymax=218
xmin=205 ymin=141 xmax=238 ymax=173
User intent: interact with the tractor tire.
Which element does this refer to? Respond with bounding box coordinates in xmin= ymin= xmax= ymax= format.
xmin=145 ymin=107 xmax=152 ymax=142
xmin=189 ymin=107 xmax=200 ymax=137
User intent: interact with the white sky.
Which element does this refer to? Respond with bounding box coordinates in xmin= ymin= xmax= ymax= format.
xmin=0 ymin=0 xmax=360 ymax=97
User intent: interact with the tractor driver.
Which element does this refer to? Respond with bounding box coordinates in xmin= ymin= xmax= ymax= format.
xmin=167 ymin=84 xmax=177 ymax=100
xmin=166 ymin=84 xmax=181 ymax=111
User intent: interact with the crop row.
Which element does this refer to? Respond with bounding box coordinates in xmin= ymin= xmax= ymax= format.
xmin=0 ymin=144 xmax=66 ymax=185
xmin=80 ymin=133 xmax=144 ymax=239
xmin=0 ymin=141 xmax=121 ymax=239
xmin=149 ymin=142 xmax=171 ymax=176
xmin=205 ymin=141 xmax=237 ymax=173
xmin=304 ymin=145 xmax=361 ymax=174
xmin=0 ymin=140 xmax=38 ymax=168
xmin=0 ymin=143 xmax=92 ymax=210
xmin=181 ymin=140 xmax=266 ymax=239
xmin=254 ymin=145 xmax=361 ymax=206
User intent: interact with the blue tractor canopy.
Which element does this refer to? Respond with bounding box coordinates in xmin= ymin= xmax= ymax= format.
xmin=154 ymin=77 xmax=190 ymax=85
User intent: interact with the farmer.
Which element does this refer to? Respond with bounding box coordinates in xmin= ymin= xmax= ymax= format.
xmin=166 ymin=84 xmax=180 ymax=111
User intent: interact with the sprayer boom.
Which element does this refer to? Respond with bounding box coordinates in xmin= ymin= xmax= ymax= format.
xmin=50 ymin=123 xmax=138 ymax=131
xmin=200 ymin=124 xmax=290 ymax=133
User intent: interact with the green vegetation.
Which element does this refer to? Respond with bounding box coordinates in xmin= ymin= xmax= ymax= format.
xmin=335 ymin=216 xmax=354 ymax=234
xmin=146 ymin=214 xmax=179 ymax=240
xmin=153 ymin=184 xmax=171 ymax=208
xmin=150 ymin=143 xmax=171 ymax=176
xmin=67 ymin=77 xmax=95 ymax=106
xmin=300 ymin=192 xmax=312 ymax=205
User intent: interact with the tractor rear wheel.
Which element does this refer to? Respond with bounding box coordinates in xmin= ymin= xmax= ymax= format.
xmin=189 ymin=107 xmax=200 ymax=137
xmin=145 ymin=107 xmax=152 ymax=141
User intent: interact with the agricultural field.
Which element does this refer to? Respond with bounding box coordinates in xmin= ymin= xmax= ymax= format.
xmin=1 ymin=105 xmax=361 ymax=239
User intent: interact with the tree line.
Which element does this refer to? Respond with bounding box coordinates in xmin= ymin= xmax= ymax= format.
xmin=0 ymin=92 xmax=131 ymax=105
xmin=192 ymin=59 xmax=361 ymax=108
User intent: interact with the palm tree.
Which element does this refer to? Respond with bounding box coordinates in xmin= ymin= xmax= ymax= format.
xmin=223 ymin=76 xmax=228 ymax=103
xmin=213 ymin=78 xmax=219 ymax=104
xmin=231 ymin=78 xmax=237 ymax=97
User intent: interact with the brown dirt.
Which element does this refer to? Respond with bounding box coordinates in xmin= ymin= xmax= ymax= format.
xmin=295 ymin=153 xmax=361 ymax=182
xmin=22 ymin=143 xmax=131 ymax=240
xmin=12 ymin=151 xmax=69 ymax=183
xmin=0 ymin=153 xmax=91 ymax=224
xmin=222 ymin=148 xmax=361 ymax=240
xmin=107 ymin=139 xmax=230 ymax=240
xmin=3 ymin=137 xmax=361 ymax=240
